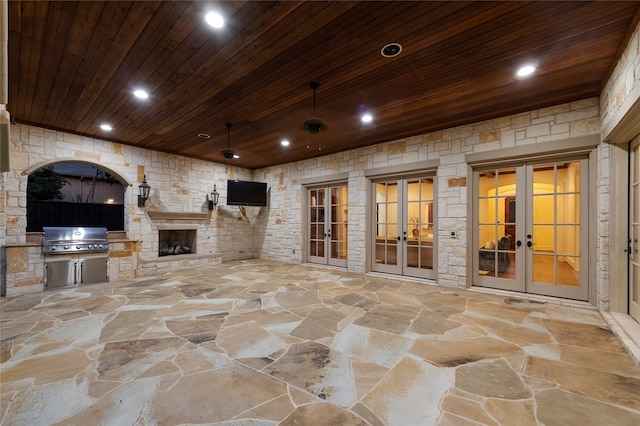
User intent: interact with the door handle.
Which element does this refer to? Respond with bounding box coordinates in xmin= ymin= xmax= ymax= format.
xmin=516 ymin=240 xmax=522 ymax=247
xmin=526 ymin=241 xmax=533 ymax=248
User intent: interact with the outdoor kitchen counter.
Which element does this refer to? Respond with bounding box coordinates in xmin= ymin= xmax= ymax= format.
xmin=3 ymin=237 xmax=140 ymax=297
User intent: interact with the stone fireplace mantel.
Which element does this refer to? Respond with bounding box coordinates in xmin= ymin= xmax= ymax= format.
xmin=146 ymin=211 xmax=209 ymax=221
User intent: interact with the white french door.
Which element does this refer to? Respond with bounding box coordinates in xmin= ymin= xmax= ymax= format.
xmin=630 ymin=137 xmax=640 ymax=321
xmin=308 ymin=185 xmax=348 ymax=267
xmin=372 ymin=176 xmax=436 ymax=280
xmin=474 ymin=158 xmax=589 ymax=300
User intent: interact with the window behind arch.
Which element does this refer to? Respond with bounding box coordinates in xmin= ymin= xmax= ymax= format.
xmin=26 ymin=163 xmax=125 ymax=232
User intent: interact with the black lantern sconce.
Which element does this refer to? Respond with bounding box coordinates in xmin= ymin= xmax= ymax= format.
xmin=138 ymin=175 xmax=151 ymax=207
xmin=208 ymin=184 xmax=220 ymax=210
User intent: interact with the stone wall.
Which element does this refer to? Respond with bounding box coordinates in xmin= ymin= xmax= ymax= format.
xmin=601 ymin=20 xmax=640 ymax=135
xmin=2 ymin=124 xmax=258 ymax=295
xmin=0 ymin=97 xmax=607 ymax=302
xmin=256 ymin=98 xmax=602 ymax=294
xmin=598 ymin=20 xmax=640 ymax=311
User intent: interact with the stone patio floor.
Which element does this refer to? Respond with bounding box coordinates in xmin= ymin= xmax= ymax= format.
xmin=1 ymin=259 xmax=640 ymax=425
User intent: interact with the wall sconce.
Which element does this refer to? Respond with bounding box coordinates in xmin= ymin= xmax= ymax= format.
xmin=208 ymin=184 xmax=220 ymax=210
xmin=138 ymin=175 xmax=151 ymax=207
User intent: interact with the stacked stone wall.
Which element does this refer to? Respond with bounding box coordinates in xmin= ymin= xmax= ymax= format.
xmin=257 ymin=98 xmax=602 ymax=294
xmin=2 ymin=125 xmax=256 ymax=294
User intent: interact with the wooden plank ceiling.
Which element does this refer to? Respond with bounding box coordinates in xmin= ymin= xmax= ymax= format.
xmin=8 ymin=1 xmax=640 ymax=170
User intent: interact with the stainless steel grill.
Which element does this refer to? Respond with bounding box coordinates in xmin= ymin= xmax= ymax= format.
xmin=43 ymin=226 xmax=109 ymax=254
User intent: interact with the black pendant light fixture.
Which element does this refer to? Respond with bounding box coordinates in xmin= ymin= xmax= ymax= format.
xmin=220 ymin=122 xmax=239 ymax=159
xmin=304 ymin=82 xmax=327 ymax=150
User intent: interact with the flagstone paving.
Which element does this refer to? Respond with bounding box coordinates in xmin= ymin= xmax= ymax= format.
xmin=1 ymin=259 xmax=639 ymax=425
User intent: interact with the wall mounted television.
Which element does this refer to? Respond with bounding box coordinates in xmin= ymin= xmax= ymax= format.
xmin=227 ymin=180 xmax=268 ymax=206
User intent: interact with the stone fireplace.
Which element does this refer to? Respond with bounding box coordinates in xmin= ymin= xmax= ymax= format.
xmin=158 ymin=228 xmax=196 ymax=256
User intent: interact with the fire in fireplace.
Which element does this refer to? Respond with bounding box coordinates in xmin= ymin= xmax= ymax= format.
xmin=158 ymin=229 xmax=196 ymax=256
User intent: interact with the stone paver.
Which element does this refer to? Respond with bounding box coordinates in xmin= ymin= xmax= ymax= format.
xmin=1 ymin=259 xmax=639 ymax=425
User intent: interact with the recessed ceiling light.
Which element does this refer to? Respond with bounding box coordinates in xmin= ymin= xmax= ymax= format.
xmin=205 ymin=11 xmax=225 ymax=29
xmin=381 ymin=43 xmax=402 ymax=58
xmin=100 ymin=124 xmax=112 ymax=131
xmin=516 ymin=64 xmax=536 ymax=78
xmin=133 ymin=89 xmax=149 ymax=99
xmin=361 ymin=113 xmax=373 ymax=123
xmin=281 ymin=139 xmax=290 ymax=147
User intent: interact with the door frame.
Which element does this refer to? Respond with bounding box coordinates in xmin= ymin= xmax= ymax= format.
xmin=465 ymin=135 xmax=600 ymax=305
xmin=629 ymin=137 xmax=640 ymax=321
xmin=524 ymin=158 xmax=590 ymax=300
xmin=306 ymin=184 xmax=349 ymax=268
xmin=370 ymin=174 xmax=437 ymax=280
xmin=472 ymin=157 xmax=590 ymax=300
xmin=302 ymin=173 xmax=349 ymax=268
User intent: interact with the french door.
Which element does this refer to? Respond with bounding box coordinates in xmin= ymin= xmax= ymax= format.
xmin=308 ymin=185 xmax=348 ymax=267
xmin=474 ymin=158 xmax=589 ymax=300
xmin=630 ymin=138 xmax=640 ymax=321
xmin=372 ymin=176 xmax=436 ymax=280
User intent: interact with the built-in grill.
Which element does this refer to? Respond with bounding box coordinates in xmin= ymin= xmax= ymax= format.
xmin=43 ymin=227 xmax=110 ymax=290
xmin=43 ymin=226 xmax=109 ymax=254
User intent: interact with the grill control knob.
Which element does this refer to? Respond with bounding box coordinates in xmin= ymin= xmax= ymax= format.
xmin=76 ymin=245 xmax=81 ymax=250
xmin=64 ymin=245 xmax=69 ymax=250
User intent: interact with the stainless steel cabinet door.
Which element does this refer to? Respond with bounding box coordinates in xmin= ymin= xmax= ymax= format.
xmin=80 ymin=258 xmax=109 ymax=284
xmin=45 ymin=260 xmax=79 ymax=289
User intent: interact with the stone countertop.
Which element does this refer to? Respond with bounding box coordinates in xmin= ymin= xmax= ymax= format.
xmin=6 ymin=239 xmax=139 ymax=247
xmin=5 ymin=242 xmax=42 ymax=247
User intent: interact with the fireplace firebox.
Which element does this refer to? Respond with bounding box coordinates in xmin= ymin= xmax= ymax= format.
xmin=158 ymin=229 xmax=196 ymax=256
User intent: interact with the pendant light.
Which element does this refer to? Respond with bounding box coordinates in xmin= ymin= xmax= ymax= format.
xmin=304 ymin=82 xmax=327 ymax=151
xmin=220 ymin=122 xmax=239 ymax=159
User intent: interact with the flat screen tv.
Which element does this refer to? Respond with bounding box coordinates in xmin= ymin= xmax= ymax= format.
xmin=227 ymin=180 xmax=268 ymax=206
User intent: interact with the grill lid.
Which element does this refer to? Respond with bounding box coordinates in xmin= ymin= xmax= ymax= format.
xmin=43 ymin=226 xmax=109 ymax=254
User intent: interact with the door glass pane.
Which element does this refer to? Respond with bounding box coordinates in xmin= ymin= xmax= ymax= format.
xmin=478 ymin=169 xmax=516 ymax=278
xmin=558 ymin=256 xmax=580 ymax=286
xmin=407 ymin=244 xmax=419 ymax=268
xmin=531 ymin=162 xmax=581 ymax=288
xmin=632 ymin=142 xmax=640 ymax=314
xmin=557 ymin=225 xmax=580 ymax=256
xmin=309 ymin=189 xmax=325 ymax=259
xmin=407 ymin=180 xmax=420 ymax=237
xmin=556 ymin=194 xmax=579 ymax=225
xmin=407 ymin=177 xmax=434 ymax=270
xmin=375 ymin=182 xmax=398 ymax=266
xmin=330 ymin=186 xmax=348 ymax=261
xmin=532 ymin=253 xmax=555 ymax=284
xmin=532 ymin=225 xmax=554 ymax=253
xmin=633 ymin=264 xmax=638 ymax=304
xmin=533 ymin=194 xmax=555 ymax=224
xmin=634 ymin=224 xmax=640 ymax=263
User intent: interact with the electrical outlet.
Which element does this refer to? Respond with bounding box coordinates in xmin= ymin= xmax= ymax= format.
xmin=450 ymin=230 xmax=457 ymax=238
